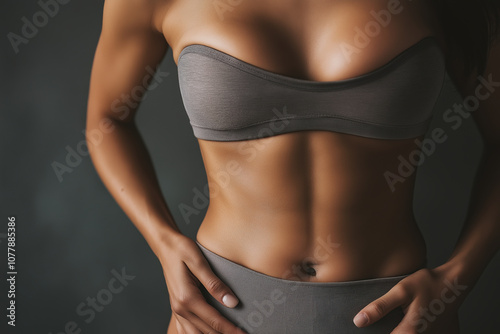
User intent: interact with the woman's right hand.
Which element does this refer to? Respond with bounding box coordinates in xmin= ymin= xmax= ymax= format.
xmin=87 ymin=1 xmax=245 ymax=332
xmin=159 ymin=234 xmax=247 ymax=334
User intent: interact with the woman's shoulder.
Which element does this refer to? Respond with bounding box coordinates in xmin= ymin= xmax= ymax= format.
xmin=102 ymin=0 xmax=174 ymax=35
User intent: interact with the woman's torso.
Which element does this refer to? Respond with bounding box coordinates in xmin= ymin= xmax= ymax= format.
xmin=157 ymin=0 xmax=446 ymax=282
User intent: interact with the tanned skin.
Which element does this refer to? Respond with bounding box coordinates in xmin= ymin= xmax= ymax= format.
xmin=87 ymin=0 xmax=500 ymax=333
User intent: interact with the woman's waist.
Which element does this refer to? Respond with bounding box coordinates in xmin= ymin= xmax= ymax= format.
xmin=197 ymin=211 xmax=427 ymax=282
xmin=196 ymin=239 xmax=410 ymax=333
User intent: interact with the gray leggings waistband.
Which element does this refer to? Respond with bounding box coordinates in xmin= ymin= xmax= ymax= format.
xmin=196 ymin=240 xmax=410 ymax=333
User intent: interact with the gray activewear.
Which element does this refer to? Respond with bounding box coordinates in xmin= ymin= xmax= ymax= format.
xmin=178 ymin=37 xmax=445 ymax=141
xmin=196 ymin=240 xmax=411 ymax=333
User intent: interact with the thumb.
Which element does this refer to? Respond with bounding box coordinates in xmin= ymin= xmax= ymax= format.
xmin=190 ymin=259 xmax=240 ymax=308
xmin=353 ymin=285 xmax=408 ymax=327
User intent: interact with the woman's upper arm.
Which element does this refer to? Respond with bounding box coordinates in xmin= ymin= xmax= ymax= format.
xmin=87 ymin=0 xmax=168 ymax=123
xmin=448 ymin=22 xmax=500 ymax=148
xmin=470 ymin=40 xmax=500 ymax=147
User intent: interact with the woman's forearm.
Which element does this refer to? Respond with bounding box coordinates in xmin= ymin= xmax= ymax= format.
xmin=442 ymin=145 xmax=500 ymax=289
xmin=87 ymin=116 xmax=183 ymax=258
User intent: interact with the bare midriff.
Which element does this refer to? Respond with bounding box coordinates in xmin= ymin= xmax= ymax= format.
xmin=159 ymin=0 xmax=441 ymax=282
xmin=196 ymin=132 xmax=427 ymax=282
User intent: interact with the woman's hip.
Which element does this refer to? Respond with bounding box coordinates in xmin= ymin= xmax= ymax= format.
xmin=196 ymin=240 xmax=408 ymax=333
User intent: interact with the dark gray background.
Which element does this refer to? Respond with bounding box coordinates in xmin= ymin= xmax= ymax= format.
xmin=1 ymin=0 xmax=499 ymax=333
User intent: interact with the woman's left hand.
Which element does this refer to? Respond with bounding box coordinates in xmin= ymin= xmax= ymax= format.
xmin=353 ymin=266 xmax=469 ymax=333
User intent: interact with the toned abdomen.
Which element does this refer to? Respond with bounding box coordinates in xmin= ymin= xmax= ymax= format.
xmin=196 ymin=130 xmax=427 ymax=282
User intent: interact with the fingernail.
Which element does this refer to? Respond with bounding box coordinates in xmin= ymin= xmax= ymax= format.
xmin=222 ymin=294 xmax=238 ymax=308
xmin=353 ymin=312 xmax=368 ymax=327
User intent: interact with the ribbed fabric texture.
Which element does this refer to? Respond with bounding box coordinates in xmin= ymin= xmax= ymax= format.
xmin=196 ymin=241 xmax=409 ymax=333
xmin=178 ymin=37 xmax=445 ymax=141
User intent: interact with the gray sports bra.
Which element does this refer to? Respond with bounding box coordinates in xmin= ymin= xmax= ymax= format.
xmin=177 ymin=37 xmax=446 ymax=141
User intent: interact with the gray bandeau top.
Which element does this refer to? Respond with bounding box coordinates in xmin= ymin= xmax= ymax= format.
xmin=177 ymin=37 xmax=446 ymax=141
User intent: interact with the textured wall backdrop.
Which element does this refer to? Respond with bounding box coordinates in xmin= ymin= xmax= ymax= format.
xmin=1 ymin=0 xmax=499 ymax=333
